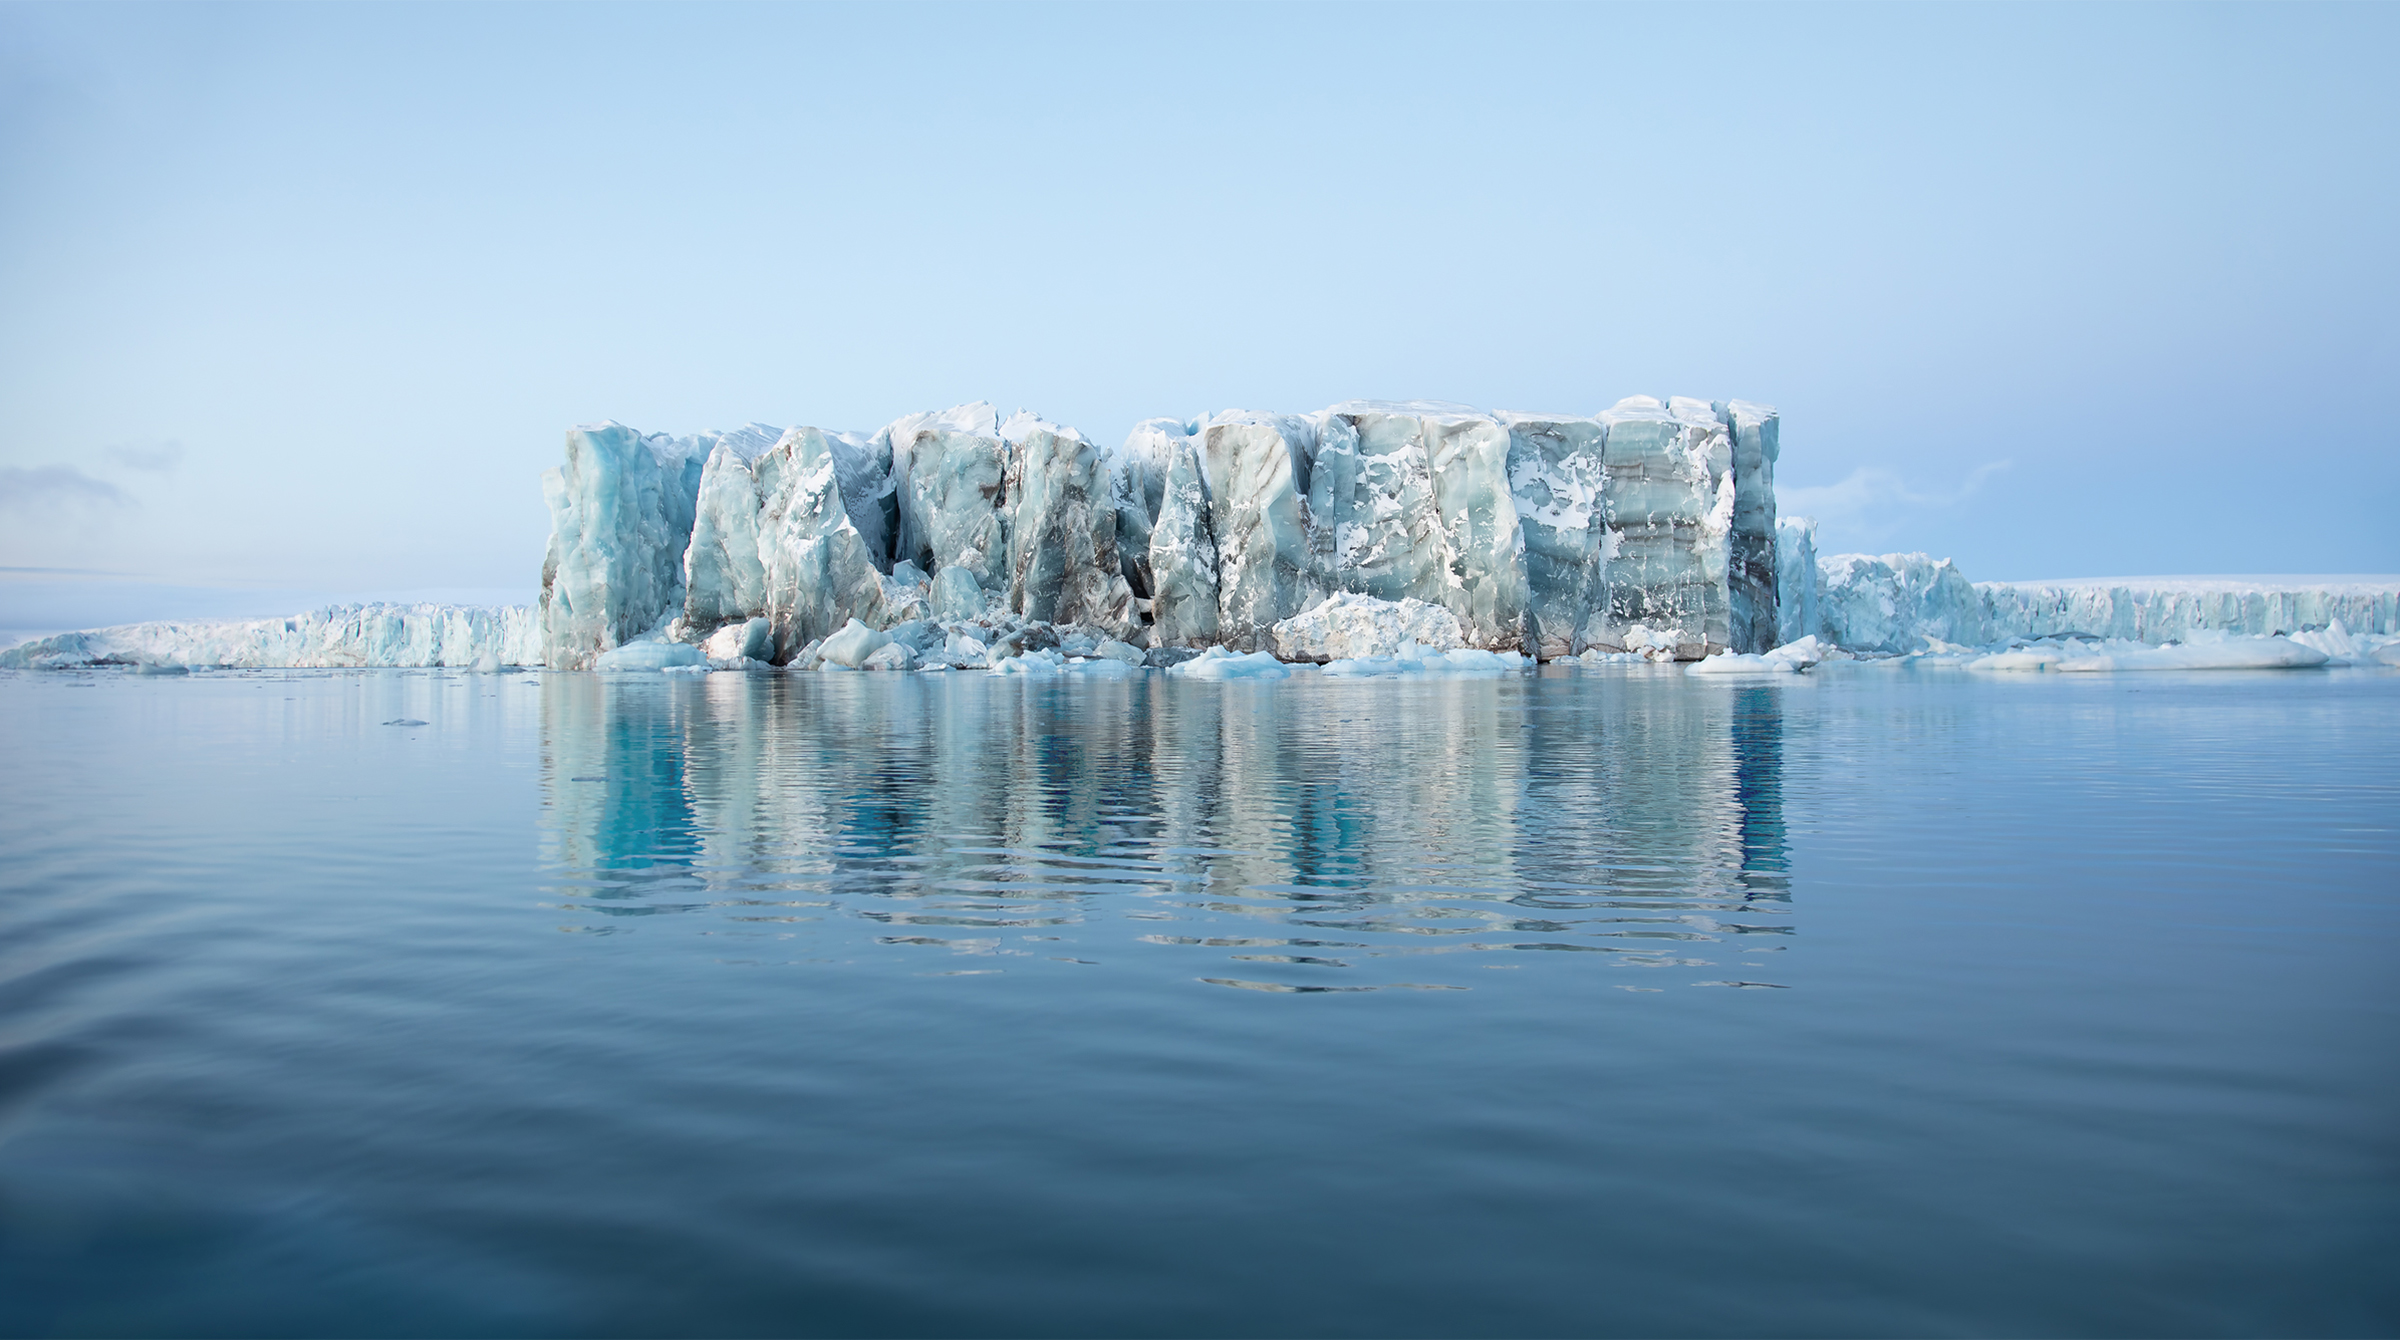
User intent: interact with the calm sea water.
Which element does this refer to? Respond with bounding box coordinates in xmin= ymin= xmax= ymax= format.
xmin=1 ymin=664 xmax=2394 ymax=1337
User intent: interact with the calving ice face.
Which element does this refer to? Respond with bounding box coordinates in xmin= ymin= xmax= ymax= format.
xmin=533 ymin=395 xmax=1780 ymax=671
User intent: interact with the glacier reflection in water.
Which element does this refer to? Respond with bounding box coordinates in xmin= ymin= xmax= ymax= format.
xmin=537 ymin=669 xmax=1798 ymax=991
xmin=6 ymin=664 xmax=2395 ymax=1336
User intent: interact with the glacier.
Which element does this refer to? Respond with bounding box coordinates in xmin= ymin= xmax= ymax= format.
xmin=543 ymin=395 xmax=1786 ymax=671
xmin=11 ymin=393 xmax=2400 ymax=679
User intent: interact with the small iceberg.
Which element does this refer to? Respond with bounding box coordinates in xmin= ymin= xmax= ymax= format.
xmin=593 ymin=640 xmax=704 ymax=672
xmin=1685 ymin=636 xmax=1827 ymax=676
xmin=1168 ymin=647 xmax=1293 ymax=681
xmin=1966 ymin=632 xmax=2330 ymax=672
xmin=1320 ymin=641 xmax=1526 ymax=677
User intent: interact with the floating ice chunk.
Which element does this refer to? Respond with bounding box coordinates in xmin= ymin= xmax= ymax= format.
xmin=816 ymin=618 xmax=891 ymax=669
xmin=1767 ymin=634 xmax=1826 ymax=668
xmin=697 ymin=616 xmax=775 ymax=667
xmin=1271 ymin=592 xmax=1464 ymax=662
xmin=930 ymin=630 xmax=989 ymax=668
xmin=2052 ymin=634 xmax=2330 ymax=671
xmin=1691 ymin=633 xmax=1829 ymax=673
xmin=1422 ymin=647 xmax=1523 ymax=674
xmin=594 ymin=640 xmax=704 ymax=672
xmin=861 ymin=642 xmax=916 ymax=671
xmin=1167 ymin=645 xmax=1292 ymax=680
xmin=1072 ymin=654 xmax=1137 ymax=677
xmin=661 ymin=663 xmax=710 ymax=676
xmin=1321 ymin=640 xmax=1524 ymax=677
xmin=2286 ymin=619 xmax=2391 ymax=666
xmin=1965 ymin=649 xmax=2070 ymax=671
xmin=1686 ymin=652 xmax=1798 ymax=675
xmin=989 ymin=647 xmax=1066 ymax=676
xmin=1095 ymin=639 xmax=1145 ymax=666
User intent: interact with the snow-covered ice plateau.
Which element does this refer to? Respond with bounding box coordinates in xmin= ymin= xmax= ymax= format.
xmin=0 ymin=604 xmax=540 ymax=670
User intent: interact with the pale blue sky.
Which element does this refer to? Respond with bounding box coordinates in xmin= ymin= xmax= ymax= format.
xmin=2 ymin=2 xmax=2394 ymax=629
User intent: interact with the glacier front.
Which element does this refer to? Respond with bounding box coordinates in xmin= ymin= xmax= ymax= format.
xmin=14 ymin=392 xmax=2398 ymax=678
xmin=531 ymin=395 xmax=1790 ymax=670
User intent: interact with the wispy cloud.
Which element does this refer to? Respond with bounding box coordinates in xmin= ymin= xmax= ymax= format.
xmin=0 ymin=465 xmax=133 ymax=512
xmin=1779 ymin=460 xmax=2011 ymax=545
xmin=106 ymin=441 xmax=183 ymax=473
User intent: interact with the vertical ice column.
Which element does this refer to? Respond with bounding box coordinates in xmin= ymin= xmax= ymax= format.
xmin=891 ymin=403 xmax=1012 ymax=602
xmin=684 ymin=441 xmax=774 ymax=628
xmin=1303 ymin=407 xmax=1452 ymax=610
xmin=1588 ymin=396 xmax=1735 ymax=659
xmin=1002 ymin=412 xmax=1137 ymax=635
xmin=1147 ymin=432 xmax=1221 ymax=647
xmin=1717 ymin=400 xmax=1780 ymax=654
xmin=1111 ymin=420 xmax=1181 ymax=603
xmin=539 ymin=422 xmax=709 ymax=669
xmin=1775 ymin=516 xmax=1820 ymax=645
xmin=684 ymin=424 xmax=895 ymax=653
xmin=1813 ymin=552 xmax=1988 ymax=652
xmin=1301 ymin=402 xmax=1530 ymax=650
xmin=1501 ymin=413 xmax=1609 ymax=659
xmin=756 ymin=427 xmax=896 ymax=656
xmin=1422 ymin=413 xmax=1530 ymax=650
xmin=1195 ymin=411 xmax=1315 ymax=652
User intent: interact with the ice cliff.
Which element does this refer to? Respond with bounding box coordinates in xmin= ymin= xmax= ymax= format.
xmin=538 ymin=395 xmax=1784 ymax=669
